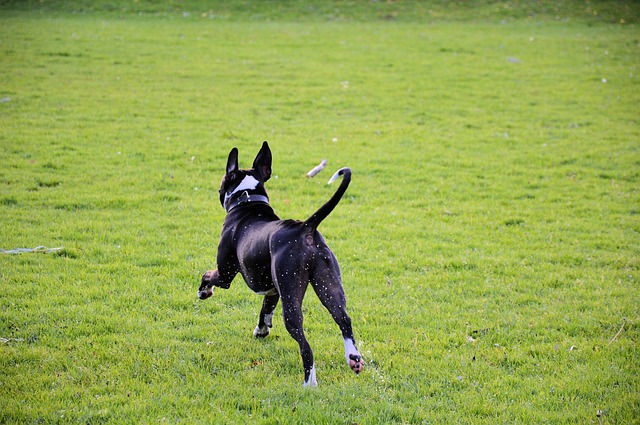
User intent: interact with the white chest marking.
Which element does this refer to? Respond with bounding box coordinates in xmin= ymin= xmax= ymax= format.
xmin=224 ymin=175 xmax=259 ymax=204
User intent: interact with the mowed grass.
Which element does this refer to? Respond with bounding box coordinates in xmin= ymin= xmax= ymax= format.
xmin=1 ymin=2 xmax=639 ymax=423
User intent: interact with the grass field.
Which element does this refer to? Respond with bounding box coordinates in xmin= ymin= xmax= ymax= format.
xmin=1 ymin=1 xmax=639 ymax=423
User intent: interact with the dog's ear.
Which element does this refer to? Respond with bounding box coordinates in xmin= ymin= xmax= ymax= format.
xmin=226 ymin=147 xmax=239 ymax=175
xmin=252 ymin=141 xmax=272 ymax=182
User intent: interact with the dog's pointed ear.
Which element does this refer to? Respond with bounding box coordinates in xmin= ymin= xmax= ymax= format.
xmin=226 ymin=147 xmax=239 ymax=175
xmin=252 ymin=141 xmax=272 ymax=182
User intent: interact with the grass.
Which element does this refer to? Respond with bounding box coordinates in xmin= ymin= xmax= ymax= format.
xmin=1 ymin=1 xmax=639 ymax=423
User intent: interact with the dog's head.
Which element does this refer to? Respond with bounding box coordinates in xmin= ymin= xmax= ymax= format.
xmin=219 ymin=141 xmax=272 ymax=211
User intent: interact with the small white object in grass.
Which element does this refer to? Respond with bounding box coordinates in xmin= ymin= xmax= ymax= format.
xmin=306 ymin=160 xmax=327 ymax=178
xmin=332 ymin=137 xmax=338 ymax=143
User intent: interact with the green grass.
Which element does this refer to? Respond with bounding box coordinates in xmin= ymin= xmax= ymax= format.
xmin=1 ymin=1 xmax=639 ymax=423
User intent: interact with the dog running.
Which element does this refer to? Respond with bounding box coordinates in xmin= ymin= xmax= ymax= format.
xmin=198 ymin=141 xmax=363 ymax=387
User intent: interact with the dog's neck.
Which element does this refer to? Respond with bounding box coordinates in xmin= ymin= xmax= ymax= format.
xmin=225 ymin=190 xmax=270 ymax=212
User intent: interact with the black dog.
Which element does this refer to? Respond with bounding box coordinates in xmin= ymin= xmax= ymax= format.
xmin=198 ymin=142 xmax=362 ymax=387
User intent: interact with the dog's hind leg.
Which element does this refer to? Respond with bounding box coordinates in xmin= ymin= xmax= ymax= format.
xmin=271 ymin=249 xmax=316 ymax=387
xmin=254 ymin=293 xmax=279 ymax=338
xmin=281 ymin=296 xmax=317 ymax=387
xmin=311 ymin=253 xmax=364 ymax=375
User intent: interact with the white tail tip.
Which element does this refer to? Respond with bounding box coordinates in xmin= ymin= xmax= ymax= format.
xmin=328 ymin=169 xmax=343 ymax=185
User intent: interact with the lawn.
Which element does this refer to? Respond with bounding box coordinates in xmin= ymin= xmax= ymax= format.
xmin=1 ymin=1 xmax=639 ymax=423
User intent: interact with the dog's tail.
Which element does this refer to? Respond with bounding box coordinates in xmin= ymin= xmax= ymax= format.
xmin=303 ymin=167 xmax=351 ymax=230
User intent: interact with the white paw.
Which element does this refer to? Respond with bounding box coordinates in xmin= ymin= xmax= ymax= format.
xmin=253 ymin=325 xmax=270 ymax=338
xmin=303 ymin=366 xmax=318 ymax=388
xmin=344 ymin=338 xmax=363 ymax=374
xmin=348 ymin=354 xmax=363 ymax=374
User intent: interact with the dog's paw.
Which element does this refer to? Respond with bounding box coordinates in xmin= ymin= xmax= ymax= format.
xmin=198 ymin=288 xmax=213 ymax=300
xmin=348 ymin=354 xmax=363 ymax=374
xmin=253 ymin=325 xmax=270 ymax=338
xmin=303 ymin=366 xmax=318 ymax=388
xmin=198 ymin=270 xmax=218 ymax=299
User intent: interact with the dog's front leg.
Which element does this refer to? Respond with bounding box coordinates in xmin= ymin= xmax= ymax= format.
xmin=198 ymin=257 xmax=237 ymax=300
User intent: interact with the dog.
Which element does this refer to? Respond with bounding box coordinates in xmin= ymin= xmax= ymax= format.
xmin=197 ymin=141 xmax=363 ymax=387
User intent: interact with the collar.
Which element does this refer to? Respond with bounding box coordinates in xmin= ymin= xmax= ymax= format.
xmin=225 ymin=190 xmax=270 ymax=213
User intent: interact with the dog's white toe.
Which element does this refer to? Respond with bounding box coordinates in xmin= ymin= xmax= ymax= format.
xmin=303 ymin=366 xmax=318 ymax=388
xmin=253 ymin=325 xmax=270 ymax=338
